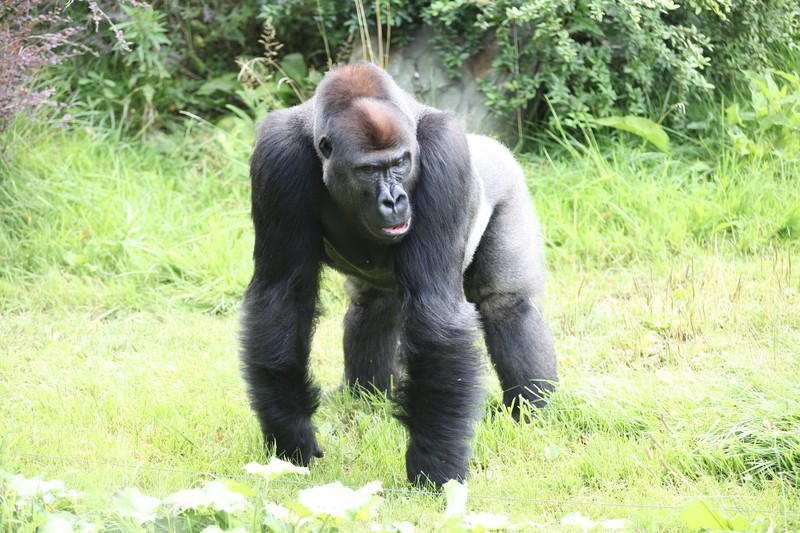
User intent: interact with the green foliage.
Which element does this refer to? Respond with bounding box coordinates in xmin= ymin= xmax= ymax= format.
xmin=725 ymin=69 xmax=800 ymax=157
xmin=0 ymin=471 xmax=96 ymax=532
xmin=679 ymin=499 xmax=769 ymax=532
xmin=259 ymin=0 xmax=427 ymax=67
xmin=58 ymin=1 xmax=263 ymax=133
xmin=423 ymin=0 xmax=800 ymax=132
xmin=591 ymin=115 xmax=671 ymax=152
xmin=37 ymin=0 xmax=796 ymax=139
xmin=234 ymin=23 xmax=324 ymax=118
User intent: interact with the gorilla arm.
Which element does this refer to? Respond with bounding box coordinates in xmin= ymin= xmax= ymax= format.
xmin=241 ymin=106 xmax=326 ymax=465
xmin=393 ymin=112 xmax=486 ymax=486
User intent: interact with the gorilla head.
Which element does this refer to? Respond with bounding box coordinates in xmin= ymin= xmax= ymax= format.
xmin=316 ymin=96 xmax=419 ymax=242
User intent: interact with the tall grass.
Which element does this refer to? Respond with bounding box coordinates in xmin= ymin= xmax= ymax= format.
xmin=1 ymin=116 xmax=799 ymax=529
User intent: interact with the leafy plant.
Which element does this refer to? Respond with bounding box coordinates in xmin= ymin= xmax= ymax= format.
xmin=725 ymin=69 xmax=800 ymax=157
xmin=679 ymin=499 xmax=770 ymax=532
xmin=0 ymin=0 xmax=85 ymax=137
xmin=591 ymin=115 xmax=671 ymax=152
xmin=0 ymin=470 xmax=96 ymax=532
xmin=54 ymin=1 xmax=264 ymax=133
xmin=259 ymin=0 xmax=427 ymax=69
xmin=422 ymin=0 xmax=800 ymax=137
xmin=234 ymin=22 xmax=323 ymax=116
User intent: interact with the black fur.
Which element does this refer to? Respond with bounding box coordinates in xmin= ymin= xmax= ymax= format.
xmin=241 ymin=64 xmax=557 ymax=487
xmin=343 ymin=279 xmax=403 ymax=395
xmin=241 ymin=108 xmax=325 ymax=465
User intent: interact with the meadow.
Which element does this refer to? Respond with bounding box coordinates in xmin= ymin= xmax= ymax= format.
xmin=1 ymin=116 xmax=798 ymax=530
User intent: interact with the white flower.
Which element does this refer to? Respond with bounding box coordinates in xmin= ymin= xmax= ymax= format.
xmin=264 ymin=502 xmax=298 ymax=522
xmin=442 ymin=480 xmax=468 ymax=521
xmin=561 ymin=512 xmax=628 ymax=531
xmin=296 ymin=481 xmax=383 ymax=521
xmin=244 ymin=458 xmax=310 ymax=482
xmin=164 ymin=481 xmax=251 ymax=514
xmin=39 ymin=513 xmax=98 ymax=533
xmin=392 ymin=521 xmax=416 ymax=533
xmin=562 ymin=512 xmax=597 ymax=531
xmin=112 ymin=487 xmax=161 ymax=525
xmin=5 ymin=473 xmax=65 ymax=504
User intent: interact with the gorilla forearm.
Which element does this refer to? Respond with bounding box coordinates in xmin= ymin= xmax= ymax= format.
xmin=241 ymin=281 xmax=323 ymax=465
xmin=397 ymin=298 xmax=485 ymax=485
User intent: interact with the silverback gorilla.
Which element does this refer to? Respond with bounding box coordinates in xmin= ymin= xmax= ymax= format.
xmin=241 ymin=63 xmax=557 ymax=487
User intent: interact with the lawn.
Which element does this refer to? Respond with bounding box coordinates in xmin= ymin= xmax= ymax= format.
xmin=1 ymin=120 xmax=798 ymax=531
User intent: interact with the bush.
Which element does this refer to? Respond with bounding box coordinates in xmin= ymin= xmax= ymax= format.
xmin=0 ymin=0 xmax=84 ymax=136
xmin=424 ymin=0 xmax=800 ymax=131
xmin=12 ymin=0 xmax=796 ymax=137
xmin=55 ymin=1 xmax=428 ymax=133
xmin=53 ymin=1 xmax=264 ymax=133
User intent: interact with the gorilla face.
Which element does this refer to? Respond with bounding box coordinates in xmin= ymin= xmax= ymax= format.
xmin=317 ymin=99 xmax=418 ymax=243
xmin=350 ymin=148 xmax=413 ymax=240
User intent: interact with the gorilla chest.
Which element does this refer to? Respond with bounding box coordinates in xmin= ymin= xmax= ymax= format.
xmin=320 ymin=204 xmax=395 ymax=289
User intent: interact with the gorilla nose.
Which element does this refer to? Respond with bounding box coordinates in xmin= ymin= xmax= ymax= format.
xmin=378 ymin=187 xmax=408 ymax=218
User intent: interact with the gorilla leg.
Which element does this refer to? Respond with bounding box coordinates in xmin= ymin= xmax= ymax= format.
xmin=465 ymin=202 xmax=558 ymax=419
xmin=343 ymin=279 xmax=403 ymax=395
xmin=476 ymin=293 xmax=557 ymax=416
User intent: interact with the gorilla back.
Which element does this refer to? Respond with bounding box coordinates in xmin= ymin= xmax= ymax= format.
xmin=241 ymin=63 xmax=557 ymax=487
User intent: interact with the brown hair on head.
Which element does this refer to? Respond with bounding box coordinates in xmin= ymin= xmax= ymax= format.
xmin=318 ymin=63 xmax=390 ymax=115
xmin=348 ymin=97 xmax=408 ymax=150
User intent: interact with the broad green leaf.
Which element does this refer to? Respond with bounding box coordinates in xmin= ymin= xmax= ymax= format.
xmin=773 ymin=70 xmax=800 ymax=87
xmin=593 ymin=115 xmax=671 ymax=152
xmin=198 ymin=74 xmax=240 ymax=96
xmin=561 ymin=511 xmax=597 ymax=530
xmin=39 ymin=513 xmax=94 ymax=533
xmin=263 ymin=502 xmax=297 ymax=532
xmin=679 ymin=499 xmax=736 ymax=531
xmin=163 ymin=481 xmax=251 ymax=515
xmin=280 ymin=53 xmax=309 ymax=82
xmin=726 ymin=104 xmax=742 ymax=126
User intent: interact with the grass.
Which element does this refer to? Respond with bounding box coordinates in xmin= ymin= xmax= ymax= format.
xmin=1 ymin=117 xmax=799 ymax=530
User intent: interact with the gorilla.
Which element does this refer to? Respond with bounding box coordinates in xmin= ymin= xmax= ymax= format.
xmin=241 ymin=63 xmax=557 ymax=487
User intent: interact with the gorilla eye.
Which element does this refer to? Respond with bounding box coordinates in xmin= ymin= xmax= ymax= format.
xmin=318 ymin=137 xmax=332 ymax=158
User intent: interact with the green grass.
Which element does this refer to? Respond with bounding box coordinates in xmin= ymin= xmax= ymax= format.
xmin=1 ymin=119 xmax=799 ymax=530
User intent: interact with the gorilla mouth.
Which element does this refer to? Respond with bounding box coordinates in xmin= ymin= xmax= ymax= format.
xmin=382 ymin=219 xmax=410 ymax=236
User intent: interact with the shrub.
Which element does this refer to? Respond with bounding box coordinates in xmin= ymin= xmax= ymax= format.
xmin=0 ymin=0 xmax=84 ymax=136
xmin=54 ymin=1 xmax=264 ymax=133
xmin=423 ymin=0 xmax=800 ymax=131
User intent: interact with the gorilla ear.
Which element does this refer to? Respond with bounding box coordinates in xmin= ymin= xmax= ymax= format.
xmin=318 ymin=137 xmax=332 ymax=159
